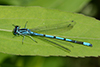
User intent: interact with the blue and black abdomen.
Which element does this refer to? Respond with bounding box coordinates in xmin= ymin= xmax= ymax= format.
xmin=33 ymin=32 xmax=92 ymax=47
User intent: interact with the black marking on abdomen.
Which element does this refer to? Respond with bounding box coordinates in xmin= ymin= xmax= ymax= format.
xmin=54 ymin=36 xmax=56 ymax=38
xmin=75 ymin=41 xmax=83 ymax=44
xmin=71 ymin=40 xmax=76 ymax=43
xmin=43 ymin=34 xmax=45 ymax=36
xmin=71 ymin=40 xmax=83 ymax=44
xmin=64 ymin=38 xmax=66 ymax=40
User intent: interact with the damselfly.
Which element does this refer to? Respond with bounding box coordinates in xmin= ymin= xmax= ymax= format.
xmin=12 ymin=21 xmax=92 ymax=49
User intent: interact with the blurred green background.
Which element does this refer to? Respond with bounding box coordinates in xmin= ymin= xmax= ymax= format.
xmin=0 ymin=0 xmax=100 ymax=67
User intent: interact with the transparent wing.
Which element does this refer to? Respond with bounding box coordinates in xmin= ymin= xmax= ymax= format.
xmin=35 ymin=36 xmax=71 ymax=52
xmin=30 ymin=21 xmax=76 ymax=35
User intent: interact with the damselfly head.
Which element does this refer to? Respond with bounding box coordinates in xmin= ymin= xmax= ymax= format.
xmin=12 ymin=25 xmax=20 ymax=36
xmin=12 ymin=24 xmax=20 ymax=28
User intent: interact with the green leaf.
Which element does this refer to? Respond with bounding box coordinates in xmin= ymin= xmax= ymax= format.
xmin=0 ymin=6 xmax=99 ymax=57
